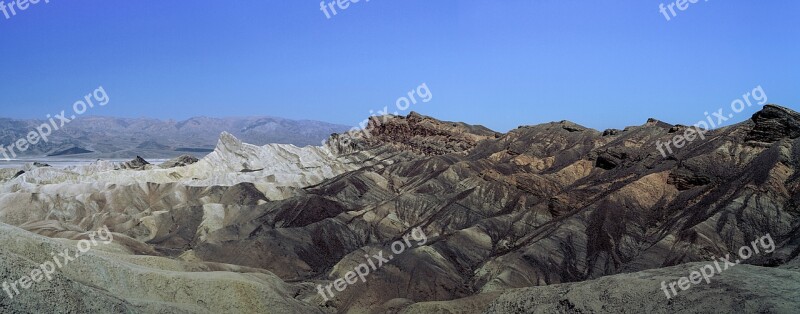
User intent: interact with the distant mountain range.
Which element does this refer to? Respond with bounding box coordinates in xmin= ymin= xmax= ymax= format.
xmin=0 ymin=116 xmax=350 ymax=159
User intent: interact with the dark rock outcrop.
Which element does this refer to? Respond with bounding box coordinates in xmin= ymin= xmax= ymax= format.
xmin=344 ymin=112 xmax=499 ymax=156
xmin=160 ymin=155 xmax=199 ymax=168
xmin=119 ymin=156 xmax=151 ymax=170
xmin=746 ymin=104 xmax=800 ymax=142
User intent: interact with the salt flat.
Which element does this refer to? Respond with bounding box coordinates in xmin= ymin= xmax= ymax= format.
xmin=0 ymin=157 xmax=170 ymax=169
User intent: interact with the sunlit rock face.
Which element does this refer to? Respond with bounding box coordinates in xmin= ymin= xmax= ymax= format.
xmin=3 ymin=131 xmax=384 ymax=191
xmin=1 ymin=107 xmax=800 ymax=313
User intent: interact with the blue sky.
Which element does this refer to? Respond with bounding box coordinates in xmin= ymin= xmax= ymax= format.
xmin=0 ymin=0 xmax=798 ymax=132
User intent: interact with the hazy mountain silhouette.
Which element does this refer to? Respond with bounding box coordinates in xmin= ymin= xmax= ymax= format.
xmin=0 ymin=116 xmax=350 ymax=159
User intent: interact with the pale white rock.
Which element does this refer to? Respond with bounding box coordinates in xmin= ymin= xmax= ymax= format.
xmin=0 ymin=132 xmax=380 ymax=200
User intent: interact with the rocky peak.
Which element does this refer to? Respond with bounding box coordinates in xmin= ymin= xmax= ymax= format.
xmin=645 ymin=117 xmax=673 ymax=129
xmin=407 ymin=111 xmax=424 ymax=119
xmin=324 ymin=132 xmax=368 ymax=155
xmin=746 ymin=104 xmax=800 ymax=143
xmin=160 ymin=155 xmax=200 ymax=168
xmin=216 ymin=131 xmax=244 ymax=153
xmin=353 ymin=112 xmax=499 ymax=156
xmin=559 ymin=120 xmax=586 ymax=132
xmin=119 ymin=156 xmax=151 ymax=170
xmin=206 ymin=132 xmax=265 ymax=171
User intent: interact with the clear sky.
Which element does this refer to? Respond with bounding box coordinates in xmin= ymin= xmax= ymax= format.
xmin=0 ymin=1 xmax=798 ymax=132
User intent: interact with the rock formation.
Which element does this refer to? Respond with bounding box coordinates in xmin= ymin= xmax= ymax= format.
xmin=1 ymin=105 xmax=799 ymax=313
xmin=159 ymin=155 xmax=199 ymax=168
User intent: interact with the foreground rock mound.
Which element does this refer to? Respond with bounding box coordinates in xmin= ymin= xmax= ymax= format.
xmin=0 ymin=223 xmax=321 ymax=313
xmin=402 ymin=263 xmax=800 ymax=313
